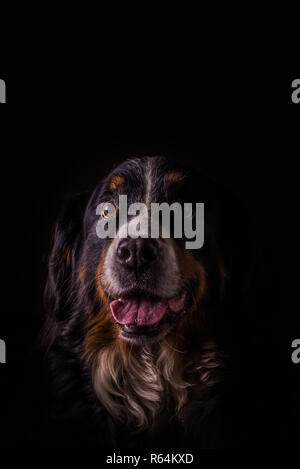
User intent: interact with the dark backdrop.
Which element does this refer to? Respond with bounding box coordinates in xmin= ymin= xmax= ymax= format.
xmin=0 ymin=4 xmax=299 ymax=449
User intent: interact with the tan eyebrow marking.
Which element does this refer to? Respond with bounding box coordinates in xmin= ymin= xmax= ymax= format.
xmin=109 ymin=175 xmax=125 ymax=192
xmin=165 ymin=171 xmax=183 ymax=186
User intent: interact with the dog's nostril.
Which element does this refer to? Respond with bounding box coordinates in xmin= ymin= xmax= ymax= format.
xmin=140 ymin=242 xmax=158 ymax=264
xmin=117 ymin=246 xmax=131 ymax=262
xmin=117 ymin=240 xmax=136 ymax=269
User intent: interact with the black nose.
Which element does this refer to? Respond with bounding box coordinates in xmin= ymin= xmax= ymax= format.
xmin=116 ymin=238 xmax=159 ymax=272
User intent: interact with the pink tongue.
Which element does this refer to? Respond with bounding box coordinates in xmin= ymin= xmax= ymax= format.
xmin=110 ymin=292 xmax=186 ymax=327
xmin=110 ymin=298 xmax=167 ymax=326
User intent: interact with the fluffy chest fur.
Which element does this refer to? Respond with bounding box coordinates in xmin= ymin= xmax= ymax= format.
xmin=91 ymin=343 xmax=189 ymax=428
xmin=90 ymin=339 xmax=223 ymax=430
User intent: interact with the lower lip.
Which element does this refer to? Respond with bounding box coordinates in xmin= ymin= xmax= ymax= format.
xmin=121 ymin=323 xmax=162 ymax=337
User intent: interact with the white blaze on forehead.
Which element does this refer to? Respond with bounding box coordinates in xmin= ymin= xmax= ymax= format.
xmin=144 ymin=158 xmax=153 ymax=208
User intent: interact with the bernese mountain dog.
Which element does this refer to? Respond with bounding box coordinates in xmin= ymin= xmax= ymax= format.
xmin=41 ymin=156 xmax=249 ymax=449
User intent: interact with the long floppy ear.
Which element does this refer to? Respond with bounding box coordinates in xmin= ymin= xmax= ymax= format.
xmin=44 ymin=193 xmax=89 ymax=322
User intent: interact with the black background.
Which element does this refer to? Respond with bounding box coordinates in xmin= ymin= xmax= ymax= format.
xmin=0 ymin=4 xmax=299 ymax=450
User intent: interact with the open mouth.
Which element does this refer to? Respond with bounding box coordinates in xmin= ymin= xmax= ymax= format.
xmin=109 ymin=290 xmax=187 ymax=338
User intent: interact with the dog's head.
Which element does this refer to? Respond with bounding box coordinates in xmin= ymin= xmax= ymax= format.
xmin=45 ymin=156 xmax=234 ymax=347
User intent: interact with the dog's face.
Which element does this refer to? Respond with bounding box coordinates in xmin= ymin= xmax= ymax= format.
xmin=73 ymin=157 xmax=226 ymax=346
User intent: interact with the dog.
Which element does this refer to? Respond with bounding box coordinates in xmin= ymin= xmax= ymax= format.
xmin=41 ymin=156 xmax=248 ymax=449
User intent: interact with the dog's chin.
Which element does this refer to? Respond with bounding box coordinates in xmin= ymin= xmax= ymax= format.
xmin=120 ymin=321 xmax=172 ymax=344
xmin=106 ymin=288 xmax=188 ymax=344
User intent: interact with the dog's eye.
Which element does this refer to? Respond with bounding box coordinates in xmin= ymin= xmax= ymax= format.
xmin=101 ymin=202 xmax=117 ymax=218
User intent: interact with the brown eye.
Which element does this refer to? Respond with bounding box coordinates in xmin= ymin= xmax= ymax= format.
xmin=102 ymin=202 xmax=117 ymax=218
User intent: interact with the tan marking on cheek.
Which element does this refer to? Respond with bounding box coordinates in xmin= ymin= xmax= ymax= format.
xmin=66 ymin=248 xmax=71 ymax=267
xmin=84 ymin=303 xmax=119 ymax=365
xmin=84 ymin=246 xmax=120 ymax=364
xmin=78 ymin=263 xmax=85 ymax=285
xmin=173 ymin=242 xmax=208 ymax=308
xmin=166 ymin=243 xmax=215 ymax=344
xmin=95 ymin=248 xmax=110 ymax=304
xmin=109 ymin=175 xmax=125 ymax=192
